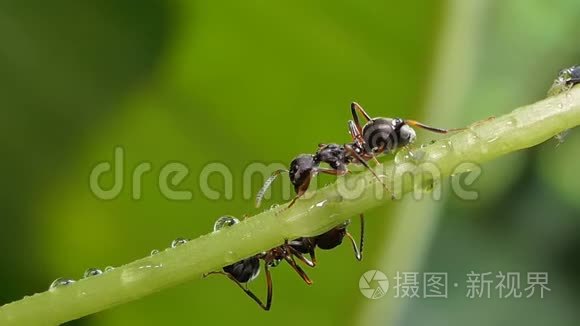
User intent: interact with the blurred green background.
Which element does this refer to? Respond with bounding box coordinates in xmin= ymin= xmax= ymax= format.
xmin=1 ymin=0 xmax=580 ymax=325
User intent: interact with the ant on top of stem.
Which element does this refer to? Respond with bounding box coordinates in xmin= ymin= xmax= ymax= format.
xmin=255 ymin=142 xmax=386 ymax=210
xmin=256 ymin=102 xmax=463 ymax=210
xmin=348 ymin=102 xmax=465 ymax=162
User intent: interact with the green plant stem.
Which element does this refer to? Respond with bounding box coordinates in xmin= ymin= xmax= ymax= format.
xmin=2 ymin=88 xmax=580 ymax=325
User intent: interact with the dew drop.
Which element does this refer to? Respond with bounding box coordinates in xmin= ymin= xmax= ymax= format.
xmin=104 ymin=266 xmax=115 ymax=273
xmin=270 ymin=204 xmax=279 ymax=210
xmin=150 ymin=249 xmax=160 ymax=256
xmin=213 ymin=215 xmax=240 ymax=232
xmin=466 ymin=129 xmax=481 ymax=145
xmin=83 ymin=268 xmax=103 ymax=278
xmin=307 ymin=199 xmax=328 ymax=212
xmin=443 ymin=139 xmax=454 ymax=152
xmin=171 ymin=238 xmax=189 ymax=248
xmin=394 ymin=151 xmax=411 ymax=164
xmin=49 ymin=278 xmax=75 ymax=290
xmin=410 ymin=149 xmax=426 ymax=162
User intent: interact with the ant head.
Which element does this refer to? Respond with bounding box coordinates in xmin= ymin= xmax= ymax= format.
xmin=394 ymin=119 xmax=416 ymax=146
xmin=289 ymin=154 xmax=316 ymax=188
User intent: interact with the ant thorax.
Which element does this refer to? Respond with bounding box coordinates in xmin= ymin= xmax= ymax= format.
xmin=314 ymin=144 xmax=349 ymax=170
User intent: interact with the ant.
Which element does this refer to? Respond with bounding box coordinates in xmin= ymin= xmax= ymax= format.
xmin=255 ymin=142 xmax=386 ymax=209
xmin=548 ymin=65 xmax=580 ymax=96
xmin=203 ymin=216 xmax=315 ymax=311
xmin=348 ymin=102 xmax=464 ymax=161
xmin=256 ymin=102 xmax=462 ymax=210
xmin=288 ymin=217 xmax=364 ymax=265
xmin=547 ymin=65 xmax=580 ymax=145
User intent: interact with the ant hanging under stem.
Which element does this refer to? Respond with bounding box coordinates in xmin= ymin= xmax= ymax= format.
xmin=288 ymin=216 xmax=365 ymax=266
xmin=204 ymin=216 xmax=315 ymax=311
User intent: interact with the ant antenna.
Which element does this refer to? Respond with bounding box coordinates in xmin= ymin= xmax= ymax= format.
xmin=255 ymin=169 xmax=288 ymax=208
xmin=358 ymin=214 xmax=364 ymax=260
xmin=405 ymin=119 xmax=465 ymax=134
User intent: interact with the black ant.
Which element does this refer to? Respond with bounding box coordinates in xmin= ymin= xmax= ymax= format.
xmin=288 ymin=216 xmax=364 ymax=265
xmin=348 ymin=102 xmax=464 ymax=161
xmin=204 ymin=216 xmax=315 ymax=311
xmin=548 ymin=65 xmax=580 ymax=96
xmin=256 ymin=102 xmax=462 ymax=209
xmin=547 ymin=65 xmax=580 ymax=145
xmin=255 ymin=142 xmax=386 ymax=209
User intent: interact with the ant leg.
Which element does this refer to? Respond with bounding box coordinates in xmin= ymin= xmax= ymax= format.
xmin=314 ymin=167 xmax=348 ymax=176
xmin=287 ymin=172 xmax=314 ymax=208
xmin=344 ymin=144 xmax=393 ymax=199
xmin=204 ymin=271 xmax=271 ymax=311
xmin=283 ymin=252 xmax=313 ymax=285
xmin=286 ymin=245 xmax=316 ymax=267
xmin=344 ymin=231 xmax=362 ymax=261
xmin=405 ymin=120 xmax=465 ymax=134
xmin=256 ymin=169 xmax=288 ymax=208
xmin=264 ymin=264 xmax=273 ymax=311
xmin=351 ymin=102 xmax=373 ymax=129
xmin=358 ymin=214 xmax=365 ymax=260
xmin=309 ymin=249 xmax=317 ymax=265
xmin=348 ymin=120 xmax=381 ymax=165
xmin=348 ymin=120 xmax=365 ymax=145
xmin=286 ymin=188 xmax=313 ymax=208
xmin=287 ymin=238 xmax=317 ymax=266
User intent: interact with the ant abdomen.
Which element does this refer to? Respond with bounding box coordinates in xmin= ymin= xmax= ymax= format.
xmin=314 ymin=226 xmax=347 ymax=250
xmin=362 ymin=118 xmax=416 ymax=154
xmin=223 ymin=257 xmax=260 ymax=283
xmin=362 ymin=118 xmax=399 ymax=153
